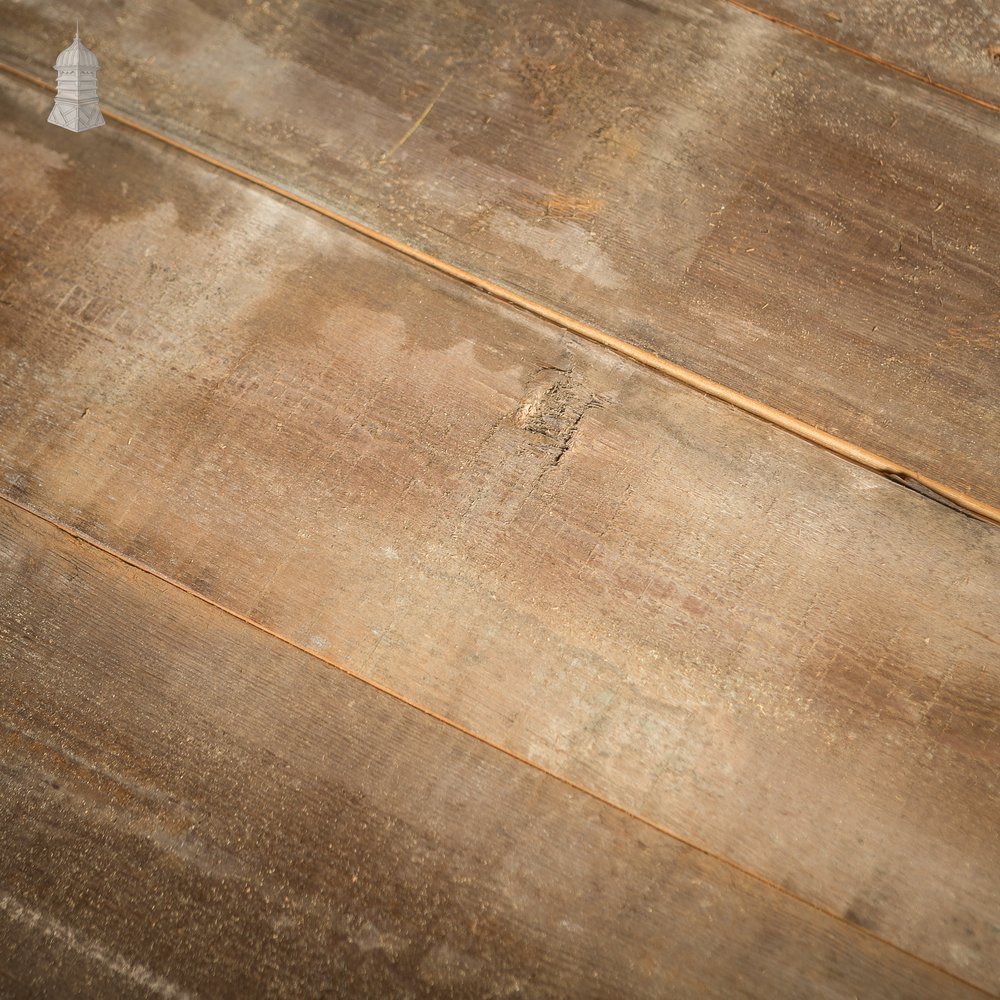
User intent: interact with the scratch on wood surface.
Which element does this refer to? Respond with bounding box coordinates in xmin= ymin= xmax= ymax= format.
xmin=0 ymin=891 xmax=196 ymax=1000
xmin=379 ymin=75 xmax=454 ymax=164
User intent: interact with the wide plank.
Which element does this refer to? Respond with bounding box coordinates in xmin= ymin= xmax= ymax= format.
xmin=1 ymin=77 xmax=999 ymax=990
xmin=2 ymin=502 xmax=982 ymax=999
xmin=736 ymin=0 xmax=1000 ymax=106
xmin=1 ymin=0 xmax=997 ymax=505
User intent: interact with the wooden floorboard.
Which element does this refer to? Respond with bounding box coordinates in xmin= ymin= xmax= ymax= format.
xmin=2 ymin=77 xmax=999 ymax=991
xmin=734 ymin=0 xmax=1000 ymax=106
xmin=2 ymin=0 xmax=997 ymax=506
xmin=3 ymin=501 xmax=985 ymax=999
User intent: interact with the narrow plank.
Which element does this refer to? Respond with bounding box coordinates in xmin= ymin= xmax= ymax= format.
xmin=733 ymin=0 xmax=1000 ymax=106
xmin=2 ymin=0 xmax=997 ymax=504
xmin=2 ymin=77 xmax=999 ymax=990
xmin=1 ymin=503 xmax=981 ymax=999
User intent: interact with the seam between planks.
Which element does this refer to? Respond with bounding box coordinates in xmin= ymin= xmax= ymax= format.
xmin=720 ymin=0 xmax=1000 ymax=114
xmin=3 ymin=62 xmax=998 ymax=528
xmin=2 ymin=492 xmax=996 ymax=1000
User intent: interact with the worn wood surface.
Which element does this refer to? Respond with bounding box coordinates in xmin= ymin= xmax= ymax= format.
xmin=2 ymin=0 xmax=997 ymax=506
xmin=9 ymin=506 xmax=981 ymax=999
xmin=2 ymin=77 xmax=999 ymax=992
xmin=740 ymin=0 xmax=1000 ymax=106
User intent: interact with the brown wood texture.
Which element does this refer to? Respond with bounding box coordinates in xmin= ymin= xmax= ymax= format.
xmin=8 ymin=506 xmax=979 ymax=1000
xmin=734 ymin=0 xmax=1000 ymax=107
xmin=2 ymin=0 xmax=997 ymax=506
xmin=2 ymin=77 xmax=999 ymax=991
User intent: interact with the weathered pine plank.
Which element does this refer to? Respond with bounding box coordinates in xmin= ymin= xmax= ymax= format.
xmin=2 ymin=503 xmax=984 ymax=999
xmin=1 ymin=0 xmax=997 ymax=505
xmin=1 ymin=78 xmax=999 ymax=990
xmin=736 ymin=0 xmax=1000 ymax=106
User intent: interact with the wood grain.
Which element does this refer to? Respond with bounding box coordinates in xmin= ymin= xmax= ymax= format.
xmin=3 ymin=502 xmax=986 ymax=999
xmin=733 ymin=0 xmax=1000 ymax=107
xmin=1 ymin=0 xmax=997 ymax=505
xmin=1 ymin=78 xmax=999 ymax=990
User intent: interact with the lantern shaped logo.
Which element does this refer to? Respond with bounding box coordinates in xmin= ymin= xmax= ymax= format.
xmin=48 ymin=23 xmax=105 ymax=133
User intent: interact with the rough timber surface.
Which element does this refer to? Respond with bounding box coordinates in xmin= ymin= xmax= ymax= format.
xmin=8 ymin=507 xmax=983 ymax=1000
xmin=744 ymin=0 xmax=1000 ymax=106
xmin=2 ymin=78 xmax=1000 ymax=991
xmin=1 ymin=0 xmax=998 ymax=506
